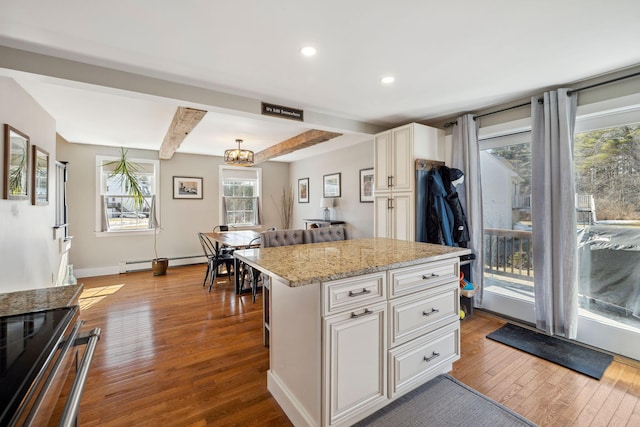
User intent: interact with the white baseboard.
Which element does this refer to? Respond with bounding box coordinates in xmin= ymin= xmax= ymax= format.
xmin=75 ymin=255 xmax=206 ymax=278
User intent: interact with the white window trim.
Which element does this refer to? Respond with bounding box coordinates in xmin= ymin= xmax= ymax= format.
xmin=219 ymin=165 xmax=262 ymax=229
xmin=95 ymin=155 xmax=160 ymax=236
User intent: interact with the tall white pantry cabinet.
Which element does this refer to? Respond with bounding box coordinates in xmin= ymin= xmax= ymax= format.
xmin=374 ymin=122 xmax=445 ymax=241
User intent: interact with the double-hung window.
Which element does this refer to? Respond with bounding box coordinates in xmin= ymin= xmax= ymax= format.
xmin=96 ymin=156 xmax=159 ymax=233
xmin=219 ymin=166 xmax=262 ymax=227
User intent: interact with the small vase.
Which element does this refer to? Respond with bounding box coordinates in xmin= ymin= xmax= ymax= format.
xmin=66 ymin=264 xmax=78 ymax=285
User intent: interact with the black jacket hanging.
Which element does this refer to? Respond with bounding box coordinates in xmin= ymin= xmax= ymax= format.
xmin=440 ymin=166 xmax=470 ymax=247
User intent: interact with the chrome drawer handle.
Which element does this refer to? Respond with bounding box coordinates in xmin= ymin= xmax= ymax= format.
xmin=60 ymin=327 xmax=102 ymax=427
xmin=422 ymin=273 xmax=439 ymax=280
xmin=422 ymin=308 xmax=440 ymax=316
xmin=424 ymin=351 xmax=440 ymax=362
xmin=348 ymin=288 xmax=372 ymax=297
xmin=351 ymin=308 xmax=373 ymax=319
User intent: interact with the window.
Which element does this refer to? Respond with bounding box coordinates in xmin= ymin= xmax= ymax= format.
xmin=219 ymin=166 xmax=262 ymax=227
xmin=54 ymin=161 xmax=68 ymax=236
xmin=96 ymin=156 xmax=159 ymax=233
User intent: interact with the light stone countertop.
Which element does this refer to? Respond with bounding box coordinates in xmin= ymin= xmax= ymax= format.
xmin=234 ymin=237 xmax=471 ymax=287
xmin=0 ymin=284 xmax=83 ymax=317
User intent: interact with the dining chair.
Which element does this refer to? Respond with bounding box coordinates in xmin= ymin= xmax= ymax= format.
xmin=212 ymin=224 xmax=237 ymax=256
xmin=198 ymin=232 xmax=234 ymax=291
xmin=239 ymin=236 xmax=262 ymax=303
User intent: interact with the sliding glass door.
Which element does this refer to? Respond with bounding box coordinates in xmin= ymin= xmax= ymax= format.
xmin=480 ymin=132 xmax=536 ymax=324
xmin=478 ymin=101 xmax=640 ymax=360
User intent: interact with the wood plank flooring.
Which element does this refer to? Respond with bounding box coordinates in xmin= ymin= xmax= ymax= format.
xmin=73 ymin=264 xmax=640 ymax=426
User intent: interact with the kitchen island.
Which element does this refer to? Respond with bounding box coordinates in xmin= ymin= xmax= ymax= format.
xmin=235 ymin=238 xmax=470 ymax=427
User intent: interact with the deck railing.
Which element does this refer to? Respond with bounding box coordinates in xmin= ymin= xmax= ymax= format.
xmin=484 ymin=228 xmax=534 ymax=279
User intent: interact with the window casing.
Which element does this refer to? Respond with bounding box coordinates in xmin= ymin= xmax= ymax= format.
xmin=96 ymin=156 xmax=159 ymax=233
xmin=219 ymin=166 xmax=262 ymax=227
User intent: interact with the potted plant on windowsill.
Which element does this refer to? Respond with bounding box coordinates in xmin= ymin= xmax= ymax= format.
xmin=108 ymin=148 xmax=168 ymax=276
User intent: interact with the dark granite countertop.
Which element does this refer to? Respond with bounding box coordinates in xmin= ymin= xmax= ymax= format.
xmin=0 ymin=284 xmax=83 ymax=317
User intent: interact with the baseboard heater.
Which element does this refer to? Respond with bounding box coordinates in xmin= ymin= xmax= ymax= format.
xmin=120 ymin=255 xmax=206 ymax=273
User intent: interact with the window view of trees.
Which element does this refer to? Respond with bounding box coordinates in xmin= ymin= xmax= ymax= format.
xmin=575 ymin=124 xmax=640 ymax=222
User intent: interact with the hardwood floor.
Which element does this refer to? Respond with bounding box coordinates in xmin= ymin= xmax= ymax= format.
xmin=74 ymin=264 xmax=640 ymax=426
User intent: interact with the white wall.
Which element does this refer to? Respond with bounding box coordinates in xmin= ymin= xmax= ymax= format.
xmin=289 ymin=140 xmax=374 ymax=239
xmin=56 ymin=140 xmax=289 ymax=277
xmin=0 ymin=77 xmax=61 ymax=292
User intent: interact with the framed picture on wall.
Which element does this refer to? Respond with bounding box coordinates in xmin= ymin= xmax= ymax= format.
xmin=323 ymin=172 xmax=341 ymax=198
xmin=3 ymin=124 xmax=30 ymax=200
xmin=32 ymin=145 xmax=49 ymax=205
xmin=298 ymin=177 xmax=309 ymax=203
xmin=173 ymin=176 xmax=203 ymax=199
xmin=359 ymin=168 xmax=374 ymax=203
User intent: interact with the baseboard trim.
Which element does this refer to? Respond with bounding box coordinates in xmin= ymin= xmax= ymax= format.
xmin=75 ymin=255 xmax=206 ymax=278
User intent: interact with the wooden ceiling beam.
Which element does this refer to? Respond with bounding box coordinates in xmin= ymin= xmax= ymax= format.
xmin=159 ymin=107 xmax=207 ymax=160
xmin=253 ymin=129 xmax=342 ymax=164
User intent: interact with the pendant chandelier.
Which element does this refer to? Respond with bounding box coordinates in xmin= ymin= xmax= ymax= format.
xmin=224 ymin=139 xmax=254 ymax=166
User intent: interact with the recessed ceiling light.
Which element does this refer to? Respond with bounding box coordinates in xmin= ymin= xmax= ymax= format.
xmin=301 ymin=46 xmax=317 ymax=57
xmin=381 ymin=76 xmax=395 ymax=84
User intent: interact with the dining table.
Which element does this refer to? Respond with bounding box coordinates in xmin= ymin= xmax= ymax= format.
xmin=205 ymin=230 xmax=261 ymax=294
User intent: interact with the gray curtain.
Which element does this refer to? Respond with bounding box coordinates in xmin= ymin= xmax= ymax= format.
xmin=531 ymin=89 xmax=578 ymax=338
xmin=255 ymin=197 xmax=262 ymax=225
xmin=148 ymin=196 xmax=159 ymax=229
xmin=451 ymin=114 xmax=484 ymax=307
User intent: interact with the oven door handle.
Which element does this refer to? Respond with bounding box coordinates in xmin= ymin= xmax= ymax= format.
xmin=58 ymin=327 xmax=101 ymax=427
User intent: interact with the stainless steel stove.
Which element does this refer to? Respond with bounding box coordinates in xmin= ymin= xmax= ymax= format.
xmin=0 ymin=306 xmax=100 ymax=427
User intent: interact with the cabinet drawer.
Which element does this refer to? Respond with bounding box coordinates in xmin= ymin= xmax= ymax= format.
xmin=389 ymin=282 xmax=459 ymax=347
xmin=388 ymin=321 xmax=460 ymax=398
xmin=389 ymin=258 xmax=459 ymax=298
xmin=323 ymin=272 xmax=386 ymax=316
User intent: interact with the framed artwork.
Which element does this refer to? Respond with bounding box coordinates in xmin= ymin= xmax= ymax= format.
xmin=298 ymin=177 xmax=309 ymax=203
xmin=173 ymin=176 xmax=203 ymax=199
xmin=3 ymin=124 xmax=30 ymax=200
xmin=32 ymin=145 xmax=49 ymax=205
xmin=359 ymin=168 xmax=374 ymax=203
xmin=323 ymin=172 xmax=341 ymax=198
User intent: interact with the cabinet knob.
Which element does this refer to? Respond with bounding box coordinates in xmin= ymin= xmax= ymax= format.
xmin=422 ymin=273 xmax=439 ymax=280
xmin=387 ymin=176 xmax=393 ymax=188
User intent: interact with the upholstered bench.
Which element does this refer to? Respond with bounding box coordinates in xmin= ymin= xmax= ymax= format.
xmin=260 ymin=226 xmax=349 ymax=248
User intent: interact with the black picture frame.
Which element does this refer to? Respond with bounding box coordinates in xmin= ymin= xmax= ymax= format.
xmin=298 ymin=177 xmax=309 ymax=203
xmin=359 ymin=168 xmax=374 ymax=203
xmin=323 ymin=172 xmax=341 ymax=198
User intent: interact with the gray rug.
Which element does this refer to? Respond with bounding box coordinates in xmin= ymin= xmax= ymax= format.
xmin=352 ymin=375 xmax=537 ymax=427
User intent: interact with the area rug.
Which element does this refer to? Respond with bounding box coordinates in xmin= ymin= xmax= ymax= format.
xmin=352 ymin=374 xmax=537 ymax=427
xmin=487 ymin=323 xmax=613 ymax=379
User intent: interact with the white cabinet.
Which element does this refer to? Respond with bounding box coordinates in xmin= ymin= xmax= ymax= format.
xmin=374 ymin=193 xmax=413 ymax=241
xmin=373 ymin=122 xmax=445 ymax=241
xmin=265 ymin=253 xmax=462 ymax=427
xmin=323 ymin=302 xmax=387 ymax=426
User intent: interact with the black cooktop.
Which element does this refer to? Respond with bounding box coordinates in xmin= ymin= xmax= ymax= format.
xmin=0 ymin=306 xmax=77 ymax=425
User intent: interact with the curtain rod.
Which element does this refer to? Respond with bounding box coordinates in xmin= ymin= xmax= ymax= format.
xmin=566 ymin=70 xmax=640 ymax=96
xmin=443 ymin=70 xmax=640 ymax=128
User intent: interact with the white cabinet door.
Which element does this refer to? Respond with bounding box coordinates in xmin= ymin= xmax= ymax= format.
xmin=374 ymin=193 xmax=413 ymax=240
xmin=374 ymin=194 xmax=391 ymax=238
xmin=391 ymin=192 xmax=413 ymax=241
xmin=374 ymin=131 xmax=392 ymax=193
xmin=323 ymin=302 xmax=387 ymax=426
xmin=391 ymin=125 xmax=413 ymax=192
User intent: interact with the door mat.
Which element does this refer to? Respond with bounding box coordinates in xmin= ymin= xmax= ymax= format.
xmin=487 ymin=323 xmax=613 ymax=379
xmin=353 ymin=374 xmax=537 ymax=426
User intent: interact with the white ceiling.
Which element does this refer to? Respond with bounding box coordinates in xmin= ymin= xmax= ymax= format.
xmin=1 ymin=1 xmax=640 ymax=162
